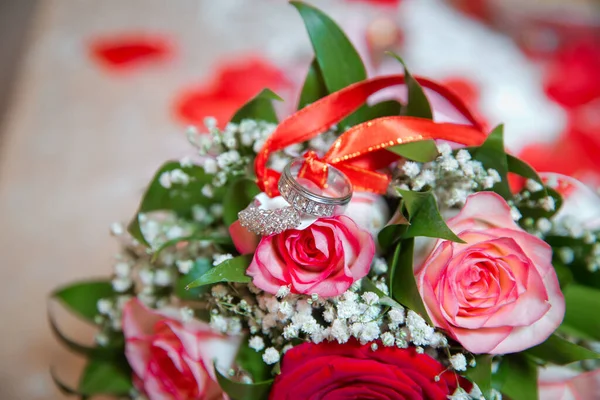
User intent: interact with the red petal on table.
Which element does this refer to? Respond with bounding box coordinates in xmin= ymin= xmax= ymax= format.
xmin=519 ymin=140 xmax=596 ymax=179
xmin=447 ymin=0 xmax=492 ymax=22
xmin=544 ymin=39 xmax=600 ymax=108
xmin=567 ymin=99 xmax=600 ymax=170
xmin=345 ymin=0 xmax=401 ymax=6
xmin=173 ymin=57 xmax=289 ymax=128
xmin=89 ymin=34 xmax=174 ymax=72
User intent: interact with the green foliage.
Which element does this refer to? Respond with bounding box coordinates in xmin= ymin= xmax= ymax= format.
xmin=236 ymin=338 xmax=273 ymax=383
xmin=517 ymin=186 xmax=563 ymax=221
xmin=397 ymin=189 xmax=464 ymax=243
xmin=387 ymin=52 xmax=433 ymax=119
xmin=291 ymin=1 xmax=370 ymax=126
xmin=493 ymin=354 xmax=538 ymax=400
xmin=52 ymin=281 xmax=114 ymax=323
xmin=151 ymin=234 xmax=233 ymax=262
xmin=231 ymin=89 xmax=282 ymax=124
xmin=470 ymin=125 xmax=511 ymax=199
xmin=298 ymin=59 xmax=328 ymax=109
xmin=127 ymin=162 xmax=217 ymax=246
xmin=78 ymin=358 xmax=132 ymax=396
xmin=223 ymin=178 xmax=261 ymax=226
xmin=50 ymin=280 xmax=132 ymax=397
xmin=377 ymin=204 xmax=409 ymax=249
xmin=51 ymin=358 xmax=132 ymax=398
xmin=291 ymin=2 xmax=366 ymax=93
xmin=525 ymin=333 xmax=600 ymax=365
xmin=560 ymin=284 xmax=600 ymax=341
xmin=466 ymin=354 xmax=493 ymax=400
xmin=48 ymin=312 xmax=123 ymax=361
xmin=362 ymin=100 xmax=402 ymax=120
xmin=361 ymin=278 xmax=387 ymax=298
xmin=387 ymin=140 xmax=439 ymax=163
xmin=174 ymin=258 xmax=213 ymax=300
xmin=50 ymin=368 xmax=81 ymax=397
xmin=552 ymin=261 xmax=574 ymax=289
xmin=215 ymin=363 xmax=273 ymax=400
xmin=507 ymin=154 xmax=544 ymax=186
xmin=389 ymin=239 xmax=432 ymax=325
xmin=186 ymin=255 xmax=252 ymax=289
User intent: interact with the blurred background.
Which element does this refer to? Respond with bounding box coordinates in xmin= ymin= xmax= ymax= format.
xmin=0 ymin=0 xmax=598 ymax=398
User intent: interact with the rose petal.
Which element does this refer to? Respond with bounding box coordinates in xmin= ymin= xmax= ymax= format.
xmin=448 ymin=192 xmax=521 ymax=233
xmin=229 ymin=220 xmax=259 ymax=254
xmin=490 ymin=267 xmax=565 ymax=354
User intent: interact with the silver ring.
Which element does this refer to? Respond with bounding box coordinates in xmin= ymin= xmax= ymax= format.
xmin=278 ymin=158 xmax=353 ymax=217
xmin=238 ymin=199 xmax=301 ymax=236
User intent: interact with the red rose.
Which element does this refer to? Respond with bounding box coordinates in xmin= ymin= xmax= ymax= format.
xmin=269 ymin=340 xmax=471 ymax=400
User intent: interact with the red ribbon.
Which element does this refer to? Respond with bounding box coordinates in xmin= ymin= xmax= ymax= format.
xmin=255 ymin=74 xmax=488 ymax=197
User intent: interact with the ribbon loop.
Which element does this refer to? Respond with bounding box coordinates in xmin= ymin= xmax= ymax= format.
xmin=254 ymin=74 xmax=488 ymax=197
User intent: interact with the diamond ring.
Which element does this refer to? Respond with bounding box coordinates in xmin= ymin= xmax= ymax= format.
xmin=238 ymin=197 xmax=301 ymax=236
xmin=278 ymin=158 xmax=353 ymax=217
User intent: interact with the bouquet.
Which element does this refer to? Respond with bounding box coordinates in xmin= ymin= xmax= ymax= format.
xmin=50 ymin=2 xmax=600 ymax=399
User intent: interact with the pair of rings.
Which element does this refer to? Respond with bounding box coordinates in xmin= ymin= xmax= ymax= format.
xmin=238 ymin=159 xmax=352 ymax=236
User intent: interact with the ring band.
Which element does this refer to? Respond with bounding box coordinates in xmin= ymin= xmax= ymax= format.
xmin=238 ymin=200 xmax=301 ymax=236
xmin=278 ymin=158 xmax=353 ymax=217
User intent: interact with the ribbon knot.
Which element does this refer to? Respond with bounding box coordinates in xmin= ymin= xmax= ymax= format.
xmin=299 ymin=150 xmax=330 ymax=189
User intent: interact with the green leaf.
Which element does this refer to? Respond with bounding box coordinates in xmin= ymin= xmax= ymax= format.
xmin=397 ymin=189 xmax=464 ymax=243
xmin=48 ymin=311 xmax=123 ymax=360
xmin=186 ymin=255 xmax=252 ymax=289
xmin=215 ymin=363 xmax=273 ymax=400
xmin=127 ymin=162 xmax=216 ymax=246
xmin=361 ymin=278 xmax=387 ymax=298
xmin=387 ymin=52 xmax=433 ymax=119
xmin=471 ymin=125 xmax=512 ymax=199
xmin=151 ymin=234 xmax=233 ymax=262
xmin=291 ymin=1 xmax=370 ymax=126
xmin=389 ymin=239 xmax=433 ymax=325
xmin=518 ymin=186 xmax=563 ymax=221
xmin=78 ymin=358 xmax=132 ymax=396
xmin=50 ymin=368 xmax=81 ymax=397
xmin=466 ymin=355 xmax=493 ymax=400
xmin=298 ymin=59 xmax=328 ymax=109
xmin=223 ymin=178 xmax=261 ymax=226
xmin=560 ymin=284 xmax=600 ymax=341
xmin=494 ymin=354 xmax=538 ymax=400
xmin=362 ymin=100 xmax=402 ymax=120
xmin=553 ymin=261 xmax=574 ymax=289
xmin=291 ymin=2 xmax=366 ymax=93
xmin=231 ymin=89 xmax=282 ymax=124
xmin=377 ymin=206 xmax=409 ymax=249
xmin=174 ymin=258 xmax=213 ymax=300
xmin=236 ymin=338 xmax=272 ymax=383
xmin=507 ymin=154 xmax=544 ymax=187
xmin=52 ymin=281 xmax=114 ymax=323
xmin=387 ymin=140 xmax=439 ymax=163
xmin=525 ymin=333 xmax=600 ymax=365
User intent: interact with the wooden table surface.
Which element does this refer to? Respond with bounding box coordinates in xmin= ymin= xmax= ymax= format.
xmin=0 ymin=1 xmax=363 ymax=398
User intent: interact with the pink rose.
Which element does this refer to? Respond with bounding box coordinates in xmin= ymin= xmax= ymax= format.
xmin=247 ymin=215 xmax=375 ymax=297
xmin=539 ymin=366 xmax=600 ymax=400
xmin=415 ymin=192 xmax=565 ymax=354
xmin=122 ymin=299 xmax=240 ymax=400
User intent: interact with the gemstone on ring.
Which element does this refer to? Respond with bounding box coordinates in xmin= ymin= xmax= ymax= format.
xmin=238 ymin=200 xmax=301 ymax=236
